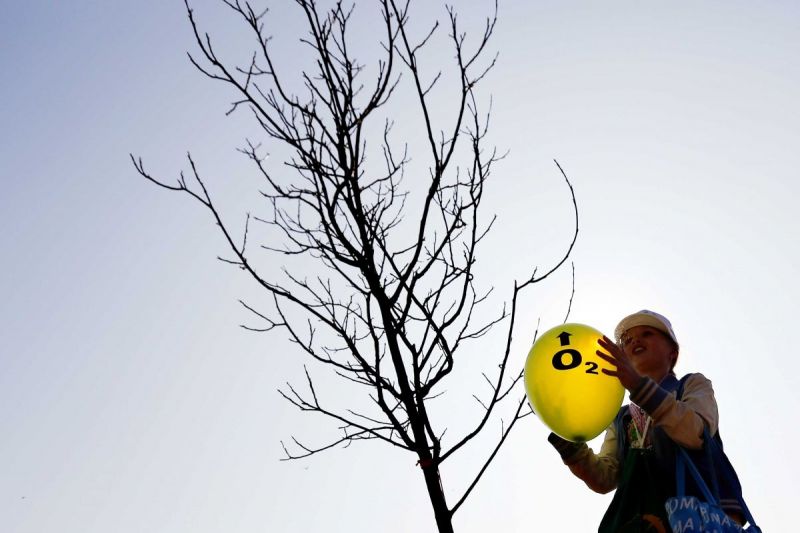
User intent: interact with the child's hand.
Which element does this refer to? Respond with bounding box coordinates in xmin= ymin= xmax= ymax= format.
xmin=596 ymin=335 xmax=644 ymax=391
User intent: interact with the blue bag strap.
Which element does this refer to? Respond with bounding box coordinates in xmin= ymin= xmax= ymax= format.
xmin=673 ymin=380 xmax=760 ymax=529
xmin=674 ymin=376 xmax=723 ymax=502
xmin=700 ymin=429 xmax=760 ymax=529
xmin=675 ymin=445 xmax=718 ymax=503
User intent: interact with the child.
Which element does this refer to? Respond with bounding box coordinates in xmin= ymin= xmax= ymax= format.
xmin=548 ymin=310 xmax=747 ymax=530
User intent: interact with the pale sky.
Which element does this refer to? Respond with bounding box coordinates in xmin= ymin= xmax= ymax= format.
xmin=2 ymin=1 xmax=798 ymax=531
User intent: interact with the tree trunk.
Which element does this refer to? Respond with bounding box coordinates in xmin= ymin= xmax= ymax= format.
xmin=420 ymin=461 xmax=454 ymax=533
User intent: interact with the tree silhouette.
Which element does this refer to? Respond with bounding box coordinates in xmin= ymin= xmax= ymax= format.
xmin=132 ymin=1 xmax=577 ymax=531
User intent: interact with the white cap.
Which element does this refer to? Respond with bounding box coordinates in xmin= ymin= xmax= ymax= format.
xmin=614 ymin=309 xmax=679 ymax=348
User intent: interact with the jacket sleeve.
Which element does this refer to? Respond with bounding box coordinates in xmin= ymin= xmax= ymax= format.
xmin=548 ymin=425 xmax=620 ymax=494
xmin=630 ymin=372 xmax=719 ymax=449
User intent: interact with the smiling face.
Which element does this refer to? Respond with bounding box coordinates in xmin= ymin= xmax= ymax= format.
xmin=619 ymin=325 xmax=678 ymax=381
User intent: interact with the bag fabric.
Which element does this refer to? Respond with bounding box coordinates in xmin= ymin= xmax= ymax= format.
xmin=599 ymin=447 xmax=671 ymax=533
xmin=665 ymin=495 xmax=742 ymax=533
xmin=664 ymin=429 xmax=761 ymax=533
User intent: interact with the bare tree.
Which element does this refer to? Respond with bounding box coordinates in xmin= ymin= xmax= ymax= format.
xmin=132 ymin=1 xmax=577 ymax=531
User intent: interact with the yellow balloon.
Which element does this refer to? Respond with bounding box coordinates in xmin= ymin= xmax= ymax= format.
xmin=524 ymin=323 xmax=624 ymax=442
